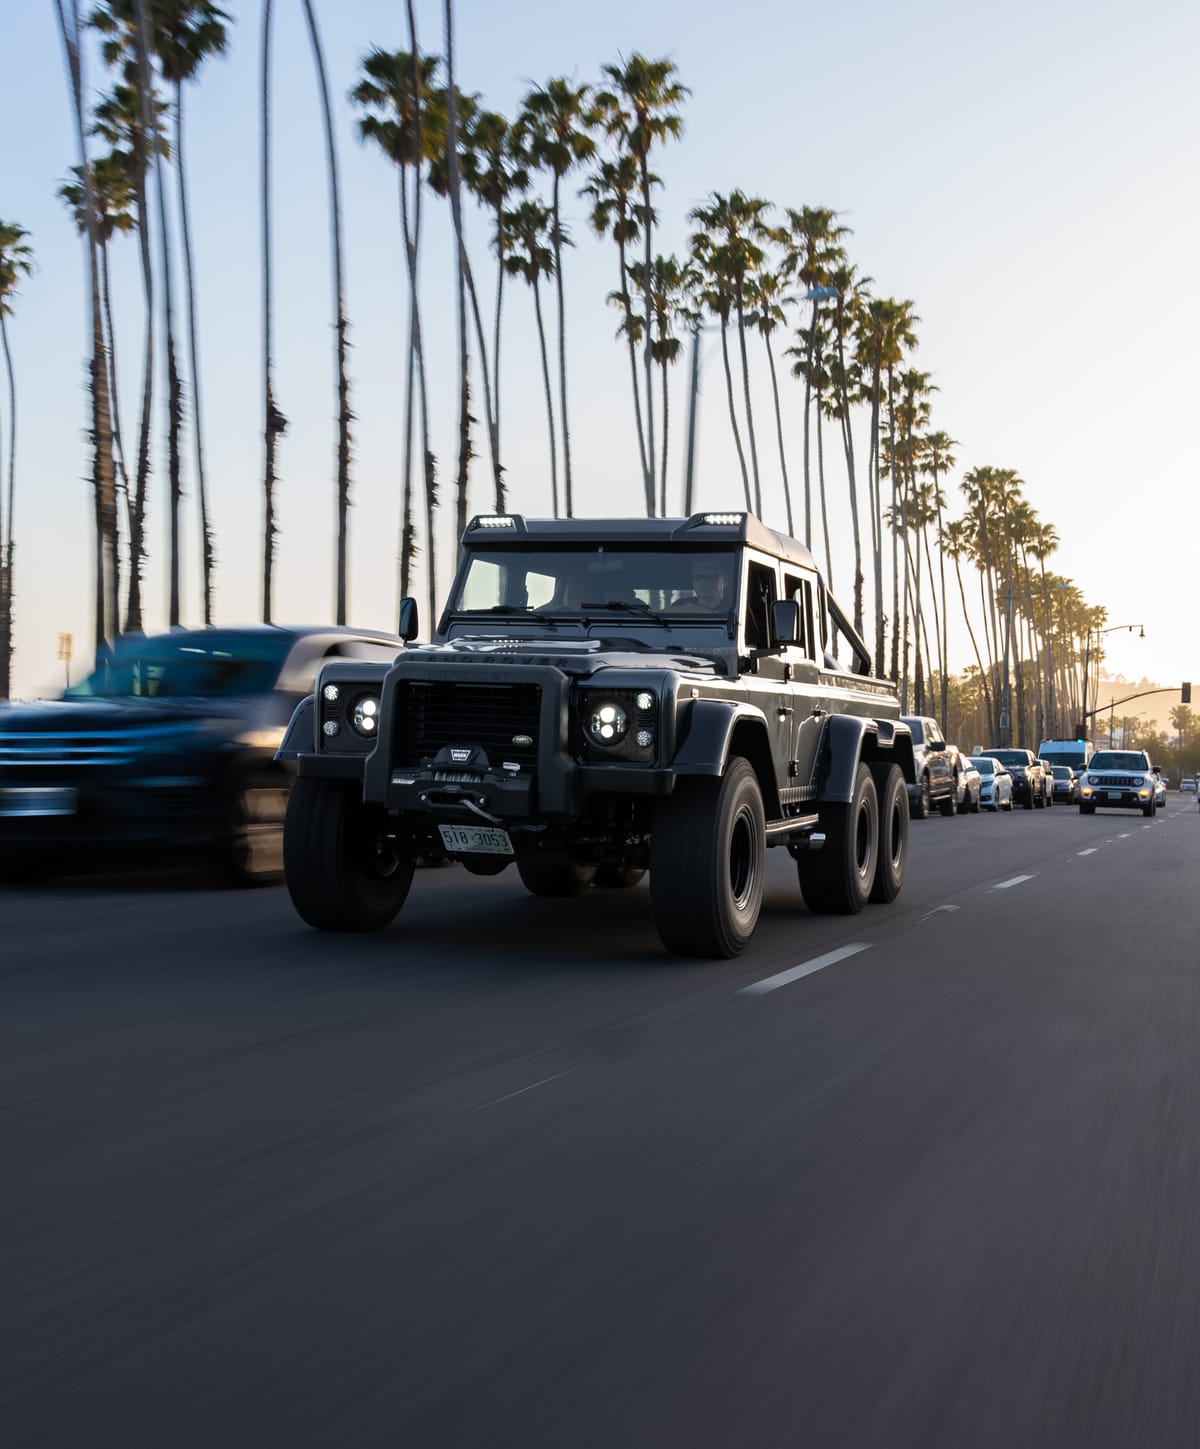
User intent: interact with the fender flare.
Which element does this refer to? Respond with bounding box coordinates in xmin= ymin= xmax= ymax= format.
xmin=276 ymin=695 xmax=316 ymax=761
xmin=817 ymin=715 xmax=915 ymax=804
xmin=671 ymin=698 xmax=770 ymax=777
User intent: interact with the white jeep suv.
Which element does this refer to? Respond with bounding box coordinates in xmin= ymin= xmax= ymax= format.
xmin=1078 ymin=750 xmax=1160 ymax=818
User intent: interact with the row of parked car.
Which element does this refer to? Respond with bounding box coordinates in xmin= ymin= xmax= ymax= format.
xmin=901 ymin=719 xmax=1086 ymax=817
xmin=902 ymin=718 xmax=1174 ymax=820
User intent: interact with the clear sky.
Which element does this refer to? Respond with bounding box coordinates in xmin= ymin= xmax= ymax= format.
xmin=2 ymin=0 xmax=1197 ymax=701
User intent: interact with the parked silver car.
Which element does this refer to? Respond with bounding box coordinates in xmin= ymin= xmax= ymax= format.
xmin=973 ymin=755 xmax=1014 ymax=811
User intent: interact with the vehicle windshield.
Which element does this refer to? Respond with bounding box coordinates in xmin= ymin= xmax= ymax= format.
xmin=1052 ymin=766 xmax=1072 ymax=778
xmin=448 ymin=546 xmax=738 ymax=619
xmin=1088 ymin=752 xmax=1150 ymax=771
xmin=65 ymin=632 xmax=291 ymax=699
xmin=902 ymin=719 xmax=926 ymax=743
xmin=974 ymin=758 xmax=995 ymax=774
xmin=988 ymin=750 xmax=1026 ymax=765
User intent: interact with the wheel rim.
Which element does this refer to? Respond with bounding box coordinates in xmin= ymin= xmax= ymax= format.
xmin=885 ymin=795 xmax=904 ymax=869
xmin=854 ymin=799 xmax=874 ymax=881
xmin=728 ymin=804 xmax=759 ymax=910
xmin=365 ymin=830 xmax=402 ymax=882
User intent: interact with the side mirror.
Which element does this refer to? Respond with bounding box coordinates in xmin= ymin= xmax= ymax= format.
xmin=768 ymin=599 xmax=801 ymax=647
xmin=397 ymin=596 xmax=419 ymax=642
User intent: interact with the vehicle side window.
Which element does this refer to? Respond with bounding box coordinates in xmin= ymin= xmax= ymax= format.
xmin=743 ymin=561 xmax=777 ymax=651
xmin=783 ymin=572 xmax=818 ymax=660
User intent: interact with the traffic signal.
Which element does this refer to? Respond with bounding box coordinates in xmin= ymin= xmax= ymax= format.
xmin=1184 ymin=682 xmax=1192 ymax=704
xmin=1074 ymin=722 xmax=1086 ymax=740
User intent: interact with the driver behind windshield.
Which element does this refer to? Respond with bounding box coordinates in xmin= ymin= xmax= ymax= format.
xmin=674 ymin=560 xmax=730 ymax=613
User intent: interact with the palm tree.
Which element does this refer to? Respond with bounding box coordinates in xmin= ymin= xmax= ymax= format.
xmin=91 ymin=1 xmax=228 ymax=624
xmin=503 ymin=200 xmax=559 ymax=514
xmin=628 ymin=254 xmax=692 ymax=515
xmin=59 ymin=155 xmax=136 ymax=614
xmin=823 ymin=261 xmax=871 ymax=633
xmin=258 ymin=0 xmax=286 ymax=621
xmin=352 ymin=39 xmax=441 ymax=620
xmin=461 ymin=107 xmax=527 ymax=466
xmin=440 ymin=0 xmax=471 ymax=536
xmin=593 ymin=55 xmax=688 ymax=501
xmin=582 ymin=152 xmax=652 ymax=510
xmin=753 ymin=267 xmax=799 ymax=539
xmin=0 ymin=222 xmax=33 ymax=700
xmin=854 ymin=295 xmax=918 ymax=676
xmin=688 ymin=232 xmax=751 ymax=510
xmin=91 ymin=79 xmax=163 ymax=631
xmin=779 ymin=206 xmax=848 ymax=543
xmin=918 ymin=431 xmax=956 ymax=723
xmin=689 ymin=191 xmax=773 ymax=517
xmin=516 ymin=78 xmax=596 ymax=517
xmin=299 ymin=0 xmax=352 ymax=622
xmin=55 ymin=0 xmax=119 ymax=648
xmin=942 ymin=516 xmax=992 ymax=728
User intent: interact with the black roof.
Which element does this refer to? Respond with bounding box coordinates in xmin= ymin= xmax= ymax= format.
xmin=461 ymin=512 xmax=822 ymax=576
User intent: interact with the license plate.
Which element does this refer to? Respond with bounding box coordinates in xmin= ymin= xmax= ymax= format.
xmin=438 ymin=824 xmax=514 ymax=855
xmin=0 ymin=787 xmax=78 ymax=817
xmin=1107 ymin=791 xmax=1123 ymax=800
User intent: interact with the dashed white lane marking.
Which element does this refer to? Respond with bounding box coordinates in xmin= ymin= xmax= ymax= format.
xmin=1118 ymin=833 xmax=1132 ymax=839
xmin=994 ymin=875 xmax=1034 ymax=889
xmin=741 ymin=943 xmax=871 ymax=996
xmin=474 ymin=1068 xmax=576 ymax=1112
xmin=1078 ymin=848 xmax=1099 ymax=856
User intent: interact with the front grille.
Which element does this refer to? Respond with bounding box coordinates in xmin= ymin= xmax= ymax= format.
xmin=0 ymin=731 xmax=142 ymax=767
xmin=1091 ymin=775 xmax=1141 ymax=788
xmin=394 ymin=681 xmax=542 ymax=771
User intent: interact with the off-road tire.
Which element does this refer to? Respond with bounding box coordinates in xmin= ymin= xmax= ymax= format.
xmin=1142 ymin=801 xmax=1155 ymax=818
xmin=650 ymin=757 xmax=766 ymax=958
xmin=868 ymin=763 xmax=908 ymax=904
xmin=516 ymin=859 xmax=596 ymax=896
xmin=283 ymin=776 xmax=413 ymax=931
xmin=800 ymin=762 xmax=880 ymax=916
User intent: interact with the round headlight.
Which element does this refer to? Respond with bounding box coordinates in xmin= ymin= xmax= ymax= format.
xmin=635 ymin=691 xmax=655 ymax=711
xmin=587 ymin=701 xmax=629 ymax=746
xmin=350 ymin=695 xmax=380 ymax=737
xmin=322 ymin=683 xmax=340 ymax=703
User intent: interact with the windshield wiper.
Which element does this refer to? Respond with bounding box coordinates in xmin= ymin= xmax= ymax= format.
xmin=580 ymin=599 xmax=667 ymax=624
xmin=455 ymin=605 xmax=565 ymax=628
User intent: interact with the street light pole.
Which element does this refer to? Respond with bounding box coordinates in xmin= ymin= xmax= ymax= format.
xmin=1081 ymin=622 xmax=1144 ymax=735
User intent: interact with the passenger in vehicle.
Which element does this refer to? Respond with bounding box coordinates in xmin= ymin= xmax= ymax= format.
xmin=675 ymin=561 xmax=730 ymax=613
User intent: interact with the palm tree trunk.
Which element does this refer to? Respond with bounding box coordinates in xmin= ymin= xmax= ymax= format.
xmin=934 ymin=466 xmax=949 ymax=725
xmin=802 ymin=305 xmax=817 ymax=544
xmin=133 ymin=0 xmax=183 ymax=629
xmin=100 ymin=240 xmax=128 ymax=617
xmin=659 ymin=357 xmax=669 ymax=516
xmin=406 ymin=1 xmax=436 ymax=630
xmin=955 ymin=555 xmax=992 ymax=724
xmin=260 ymin=0 xmax=279 ymax=623
xmin=173 ymin=84 xmax=213 ymax=625
xmin=640 ymin=154 xmax=656 ymax=500
xmin=532 ymin=279 xmax=558 ymax=516
xmin=460 ymin=249 xmax=503 ymax=512
xmin=443 ymin=0 xmax=471 ymax=540
xmin=815 ymin=376 xmax=832 ymax=586
xmin=551 ymin=173 xmax=572 ymax=515
xmin=492 ymin=200 xmax=505 ymax=465
xmin=398 ymin=171 xmax=416 ymax=605
xmin=836 ymin=317 xmax=863 ymax=635
xmin=719 ymin=319 xmax=752 ymax=510
xmin=869 ymin=372 xmax=884 ymax=676
xmin=763 ymin=333 xmax=793 ymax=537
xmin=127 ymin=178 xmax=153 ymax=633
xmin=618 ymin=234 xmax=652 ymax=514
xmin=302 ymin=0 xmax=351 ymax=623
xmin=0 ymin=310 xmax=15 ymax=698
xmin=56 ymin=0 xmax=118 ymax=648
xmin=734 ymin=281 xmax=761 ymax=516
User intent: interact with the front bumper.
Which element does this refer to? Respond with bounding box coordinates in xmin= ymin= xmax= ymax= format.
xmin=1079 ymin=783 xmax=1153 ymax=808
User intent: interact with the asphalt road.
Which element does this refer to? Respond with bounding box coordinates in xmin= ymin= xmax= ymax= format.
xmin=5 ymin=793 xmax=1200 ymax=1448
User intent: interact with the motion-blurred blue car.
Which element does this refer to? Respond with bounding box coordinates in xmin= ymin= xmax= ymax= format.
xmin=0 ymin=625 xmax=402 ymax=882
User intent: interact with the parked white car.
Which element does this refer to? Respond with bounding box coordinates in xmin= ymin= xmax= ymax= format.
xmin=973 ymin=755 xmax=1014 ymax=811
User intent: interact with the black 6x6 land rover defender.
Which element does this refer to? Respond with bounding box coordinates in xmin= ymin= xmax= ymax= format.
xmin=277 ymin=512 xmax=916 ymax=958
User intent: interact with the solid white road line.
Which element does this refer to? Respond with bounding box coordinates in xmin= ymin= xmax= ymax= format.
xmin=741 ymin=943 xmax=871 ymax=996
xmin=1077 ymin=848 xmax=1099 ymax=856
xmin=993 ymin=875 xmax=1034 ymax=889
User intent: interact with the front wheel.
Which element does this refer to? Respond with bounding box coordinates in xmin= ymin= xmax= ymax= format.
xmin=1080 ymin=802 xmax=1095 ymax=815
xmin=800 ymin=762 xmax=880 ymax=915
xmin=283 ymin=776 xmax=413 ymax=931
xmin=650 ymin=757 xmax=766 ymax=958
xmin=868 ymin=763 xmax=908 ymax=904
